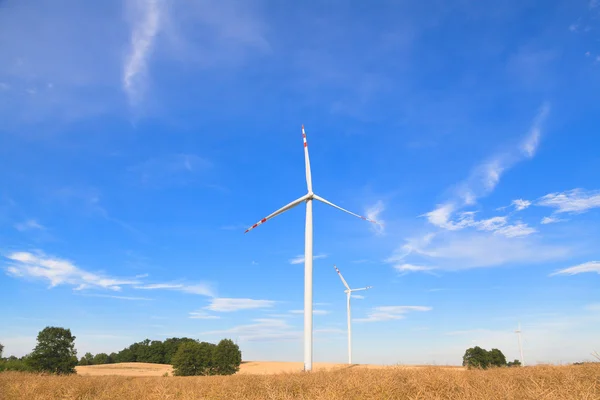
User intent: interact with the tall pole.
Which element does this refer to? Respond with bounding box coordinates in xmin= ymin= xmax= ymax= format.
xmin=517 ymin=323 xmax=525 ymax=366
xmin=347 ymin=291 xmax=352 ymax=364
xmin=304 ymin=198 xmax=313 ymax=371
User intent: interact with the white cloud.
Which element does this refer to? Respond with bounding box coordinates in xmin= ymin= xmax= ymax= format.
xmin=396 ymin=231 xmax=570 ymax=269
xmin=14 ymin=219 xmax=45 ymax=232
xmin=205 ymin=297 xmax=275 ymax=312
xmin=511 ymin=199 xmax=532 ymax=211
xmin=393 ymin=263 xmax=436 ymax=273
xmin=128 ymin=154 xmax=212 ymax=187
xmin=203 ymin=318 xmax=299 ymax=342
xmin=289 ymin=309 xmax=329 ymax=315
xmin=520 ymin=103 xmax=549 ymax=158
xmin=351 ymin=294 xmax=365 ymax=299
xmin=78 ymin=293 xmax=152 ymax=301
xmin=134 ymin=282 xmax=214 ymax=297
xmin=541 ymin=216 xmax=565 ymax=224
xmin=424 ymin=104 xmax=550 ymax=233
xmin=537 ymin=189 xmax=600 ymax=214
xmin=493 ymin=223 xmax=537 ymax=238
xmin=366 ymin=200 xmax=385 ymax=235
xmin=355 ymin=306 xmax=432 ymax=323
xmin=4 ymin=252 xmax=140 ymax=291
xmin=189 ymin=310 xmax=220 ymax=320
xmin=123 ymin=0 xmax=163 ymax=104
xmin=550 ymin=261 xmax=600 ymax=276
xmin=289 ymin=254 xmax=327 ymax=265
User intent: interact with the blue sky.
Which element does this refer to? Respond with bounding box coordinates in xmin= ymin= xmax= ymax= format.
xmin=1 ymin=0 xmax=599 ymax=365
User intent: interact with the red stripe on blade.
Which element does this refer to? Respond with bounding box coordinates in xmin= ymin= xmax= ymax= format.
xmin=261 ymin=218 xmax=267 ymax=223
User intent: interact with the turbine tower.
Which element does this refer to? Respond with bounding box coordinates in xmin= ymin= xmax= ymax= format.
xmin=334 ymin=265 xmax=372 ymax=365
xmin=245 ymin=125 xmax=378 ymax=371
xmin=515 ymin=323 xmax=525 ymax=366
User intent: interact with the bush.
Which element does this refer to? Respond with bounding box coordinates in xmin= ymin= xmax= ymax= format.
xmin=26 ymin=327 xmax=78 ymax=374
xmin=507 ymin=359 xmax=522 ymax=367
xmin=0 ymin=357 xmax=33 ymax=372
xmin=213 ymin=339 xmax=242 ymax=375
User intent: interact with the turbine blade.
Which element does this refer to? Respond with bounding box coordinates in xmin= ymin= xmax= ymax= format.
xmin=334 ymin=265 xmax=351 ymax=290
xmin=350 ymin=286 xmax=372 ymax=292
xmin=245 ymin=194 xmax=309 ymax=233
xmin=313 ymin=194 xmax=380 ymax=224
xmin=302 ymin=125 xmax=313 ymax=193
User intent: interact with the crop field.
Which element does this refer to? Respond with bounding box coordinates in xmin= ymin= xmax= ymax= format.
xmin=1 ymin=363 xmax=599 ymax=399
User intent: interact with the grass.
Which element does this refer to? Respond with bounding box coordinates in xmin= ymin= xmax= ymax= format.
xmin=1 ymin=364 xmax=599 ymax=399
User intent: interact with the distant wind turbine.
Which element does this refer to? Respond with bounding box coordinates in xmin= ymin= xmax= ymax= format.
xmin=334 ymin=265 xmax=371 ymax=365
xmin=245 ymin=125 xmax=379 ymax=371
xmin=515 ymin=323 xmax=525 ymax=366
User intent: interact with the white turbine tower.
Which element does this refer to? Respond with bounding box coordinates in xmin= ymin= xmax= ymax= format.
xmin=245 ymin=125 xmax=378 ymax=371
xmin=334 ymin=265 xmax=371 ymax=365
xmin=515 ymin=323 xmax=525 ymax=366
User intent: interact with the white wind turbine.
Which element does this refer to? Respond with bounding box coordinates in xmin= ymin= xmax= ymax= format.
xmin=334 ymin=265 xmax=371 ymax=365
xmin=515 ymin=322 xmax=525 ymax=366
xmin=245 ymin=125 xmax=379 ymax=371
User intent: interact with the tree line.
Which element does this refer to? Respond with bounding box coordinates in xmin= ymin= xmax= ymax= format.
xmin=1 ymin=326 xmax=242 ymax=376
xmin=462 ymin=346 xmax=521 ymax=369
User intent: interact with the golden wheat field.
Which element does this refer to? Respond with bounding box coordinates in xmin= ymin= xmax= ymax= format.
xmin=1 ymin=363 xmax=599 ymax=400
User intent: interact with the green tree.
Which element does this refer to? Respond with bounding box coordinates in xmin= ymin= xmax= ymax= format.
xmin=488 ymin=348 xmax=507 ymax=367
xmin=163 ymin=337 xmax=196 ymax=365
xmin=108 ymin=352 xmax=117 ymax=364
xmin=212 ymin=339 xmax=242 ymax=375
xmin=115 ymin=348 xmax=135 ymax=363
xmin=78 ymin=357 xmax=89 ymax=366
xmin=172 ymin=341 xmax=216 ymax=376
xmin=93 ymin=353 xmax=109 ymax=365
xmin=0 ymin=342 xmax=4 ymax=358
xmin=82 ymin=352 xmax=95 ymax=365
xmin=462 ymin=346 xmax=490 ymax=369
xmin=507 ymin=359 xmax=522 ymax=367
xmin=147 ymin=340 xmax=165 ymax=364
xmin=26 ymin=326 xmax=78 ymax=374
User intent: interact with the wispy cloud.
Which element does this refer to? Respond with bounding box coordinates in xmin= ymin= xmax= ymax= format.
xmin=14 ymin=219 xmax=45 ymax=232
xmin=424 ymin=103 xmax=550 ymax=231
xmin=550 ymin=261 xmax=600 ymax=276
xmin=4 ymin=252 xmax=140 ymax=291
xmin=541 ymin=216 xmax=565 ymax=224
xmin=289 ymin=309 xmax=329 ymax=315
xmin=351 ymin=294 xmax=365 ymax=299
xmin=423 ymin=209 xmax=535 ymax=238
xmin=395 ymin=231 xmax=570 ymax=270
xmin=537 ymin=189 xmax=600 ymax=214
xmin=203 ymin=318 xmax=299 ymax=342
xmin=134 ymin=282 xmax=214 ymax=297
xmin=205 ymin=297 xmax=275 ymax=312
xmin=128 ymin=154 xmax=212 ymax=187
xmin=123 ymin=0 xmax=163 ymax=105
xmin=392 ymin=263 xmax=437 ymax=273
xmin=189 ymin=310 xmax=220 ymax=320
xmin=289 ymin=254 xmax=327 ymax=265
xmin=355 ymin=306 xmax=432 ymax=323
xmin=77 ymin=293 xmax=152 ymax=301
xmin=366 ymin=200 xmax=385 ymax=235
xmin=511 ymin=199 xmax=532 ymax=211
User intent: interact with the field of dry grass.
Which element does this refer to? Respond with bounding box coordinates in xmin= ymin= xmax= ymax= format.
xmin=2 ymin=363 xmax=599 ymax=399
xmin=75 ymin=361 xmax=458 ymax=376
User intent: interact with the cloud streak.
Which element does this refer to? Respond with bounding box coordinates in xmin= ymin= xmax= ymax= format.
xmin=14 ymin=220 xmax=45 ymax=232
xmin=123 ymin=0 xmax=163 ymax=105
xmin=205 ymin=297 xmax=275 ymax=312
xmin=4 ymin=252 xmax=140 ymax=291
xmin=550 ymin=261 xmax=600 ymax=276
xmin=355 ymin=306 xmax=432 ymax=323
xmin=134 ymin=282 xmax=214 ymax=296
xmin=289 ymin=254 xmax=327 ymax=265
xmin=537 ymin=189 xmax=600 ymax=214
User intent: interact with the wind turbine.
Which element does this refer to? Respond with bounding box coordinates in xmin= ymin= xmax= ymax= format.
xmin=334 ymin=265 xmax=371 ymax=365
xmin=515 ymin=323 xmax=525 ymax=366
xmin=245 ymin=125 xmax=379 ymax=371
